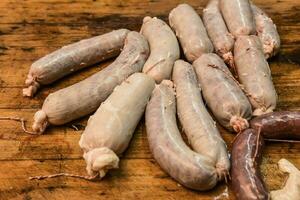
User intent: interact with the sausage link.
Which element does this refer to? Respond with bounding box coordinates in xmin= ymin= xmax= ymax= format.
xmin=169 ymin=4 xmax=213 ymax=62
xmin=79 ymin=73 xmax=155 ymax=178
xmin=203 ymin=0 xmax=235 ymax=67
xmin=231 ymin=129 xmax=269 ymax=200
xmin=250 ymin=111 xmax=300 ymax=139
xmin=141 ymin=17 xmax=180 ymax=83
xmin=193 ymin=53 xmax=252 ymax=132
xmin=32 ymin=31 xmax=149 ymax=134
xmin=23 ymin=29 xmax=129 ymax=97
xmin=251 ymin=4 xmax=280 ymax=59
xmin=172 ymin=60 xmax=230 ymax=178
xmin=234 ymin=35 xmax=277 ymax=116
xmin=146 ymin=80 xmax=218 ymax=191
xmin=220 ymin=0 xmax=256 ymax=37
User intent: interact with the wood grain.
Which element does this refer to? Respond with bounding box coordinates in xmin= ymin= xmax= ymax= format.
xmin=0 ymin=0 xmax=299 ymax=199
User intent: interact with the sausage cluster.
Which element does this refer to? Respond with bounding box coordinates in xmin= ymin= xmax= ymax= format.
xmin=19 ymin=0 xmax=300 ymax=199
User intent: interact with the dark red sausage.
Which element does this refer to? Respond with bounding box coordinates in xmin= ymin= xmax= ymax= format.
xmin=231 ymin=129 xmax=269 ymax=200
xmin=250 ymin=111 xmax=300 ymax=139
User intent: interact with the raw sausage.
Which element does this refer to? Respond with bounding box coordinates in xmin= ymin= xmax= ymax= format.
xmin=234 ymin=35 xmax=277 ymax=116
xmin=32 ymin=31 xmax=149 ymax=134
xmin=79 ymin=73 xmax=155 ymax=178
xmin=251 ymin=4 xmax=280 ymax=59
xmin=220 ymin=0 xmax=256 ymax=37
xmin=193 ymin=53 xmax=252 ymax=132
xmin=203 ymin=0 xmax=235 ymax=67
xmin=172 ymin=60 xmax=230 ymax=177
xmin=270 ymin=159 xmax=300 ymax=200
xmin=141 ymin=17 xmax=180 ymax=83
xmin=231 ymin=129 xmax=269 ymax=200
xmin=250 ymin=111 xmax=300 ymax=139
xmin=146 ymin=80 xmax=219 ymax=191
xmin=169 ymin=4 xmax=213 ymax=62
xmin=23 ymin=29 xmax=129 ymax=97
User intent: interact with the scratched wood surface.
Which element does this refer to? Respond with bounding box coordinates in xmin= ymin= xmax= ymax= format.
xmin=0 ymin=0 xmax=299 ymax=199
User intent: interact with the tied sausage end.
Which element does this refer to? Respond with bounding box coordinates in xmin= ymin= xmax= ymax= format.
xmin=222 ymin=52 xmax=235 ymax=70
xmin=32 ymin=110 xmax=48 ymax=134
xmin=143 ymin=16 xmax=153 ymax=23
xmin=215 ymin=164 xmax=230 ymax=183
xmin=161 ymin=79 xmax=174 ymax=89
xmin=230 ymin=116 xmax=249 ymax=133
xmin=83 ymin=147 xmax=119 ymax=178
xmin=263 ymin=39 xmax=277 ymax=59
xmin=23 ymin=75 xmax=40 ymax=97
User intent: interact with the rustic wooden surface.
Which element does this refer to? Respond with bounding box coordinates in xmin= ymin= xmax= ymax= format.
xmin=0 ymin=0 xmax=299 ymax=199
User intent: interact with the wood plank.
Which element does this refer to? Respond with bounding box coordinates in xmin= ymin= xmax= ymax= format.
xmin=0 ymin=109 xmax=153 ymax=160
xmin=0 ymin=48 xmax=299 ymax=91
xmin=0 ymin=57 xmax=112 ymax=90
xmin=2 ymin=33 xmax=300 ymax=87
xmin=0 ymin=22 xmax=142 ymax=48
xmin=0 ymin=110 xmax=299 ymax=163
xmin=0 ymin=156 xmax=299 ymax=200
xmin=0 ymin=0 xmax=203 ymax=25
xmin=0 ymin=159 xmax=232 ymax=200
xmin=0 ymin=0 xmax=298 ymax=25
xmin=1 ymin=67 xmax=299 ymax=109
xmin=0 ymin=0 xmax=298 ymax=88
xmin=0 ymin=0 xmax=300 ymax=199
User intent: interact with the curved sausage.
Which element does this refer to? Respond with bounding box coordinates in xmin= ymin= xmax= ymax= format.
xmin=231 ymin=129 xmax=269 ymax=200
xmin=220 ymin=0 xmax=256 ymax=37
xmin=141 ymin=17 xmax=180 ymax=83
xmin=251 ymin=4 xmax=280 ymax=59
xmin=203 ymin=0 xmax=235 ymax=67
xmin=32 ymin=31 xmax=149 ymax=134
xmin=234 ymin=35 xmax=277 ymax=116
xmin=23 ymin=29 xmax=129 ymax=97
xmin=169 ymin=4 xmax=213 ymax=62
xmin=145 ymin=80 xmax=219 ymax=191
xmin=193 ymin=53 xmax=252 ymax=133
xmin=79 ymin=73 xmax=155 ymax=178
xmin=172 ymin=60 xmax=230 ymax=177
xmin=250 ymin=111 xmax=300 ymax=139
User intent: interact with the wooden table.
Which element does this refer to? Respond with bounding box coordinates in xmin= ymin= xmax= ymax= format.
xmin=0 ymin=0 xmax=299 ymax=199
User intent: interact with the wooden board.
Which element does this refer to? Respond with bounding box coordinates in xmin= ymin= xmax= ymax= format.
xmin=0 ymin=0 xmax=299 ymax=199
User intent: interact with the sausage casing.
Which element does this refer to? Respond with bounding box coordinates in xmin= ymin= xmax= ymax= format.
xmin=250 ymin=111 xmax=300 ymax=139
xmin=220 ymin=0 xmax=256 ymax=37
xmin=169 ymin=4 xmax=213 ymax=62
xmin=234 ymin=35 xmax=277 ymax=116
xmin=146 ymin=80 xmax=218 ymax=191
xmin=193 ymin=53 xmax=252 ymax=132
xmin=173 ymin=60 xmax=230 ymax=177
xmin=32 ymin=32 xmax=149 ymax=133
xmin=23 ymin=29 xmax=129 ymax=97
xmin=231 ymin=129 xmax=269 ymax=200
xmin=203 ymin=0 xmax=235 ymax=67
